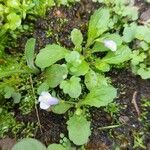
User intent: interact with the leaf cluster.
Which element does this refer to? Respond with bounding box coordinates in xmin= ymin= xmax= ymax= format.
xmin=122 ymin=23 xmax=150 ymax=79
xmin=93 ymin=0 xmax=150 ymax=79
xmin=23 ymin=7 xmax=136 ymax=145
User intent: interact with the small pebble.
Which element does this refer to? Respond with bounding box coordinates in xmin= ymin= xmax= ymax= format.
xmin=119 ymin=116 xmax=129 ymax=124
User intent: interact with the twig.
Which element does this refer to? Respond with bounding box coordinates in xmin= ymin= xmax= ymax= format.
xmin=98 ymin=124 xmax=122 ymax=130
xmin=29 ymin=75 xmax=43 ymax=134
xmin=132 ymin=91 xmax=140 ymax=116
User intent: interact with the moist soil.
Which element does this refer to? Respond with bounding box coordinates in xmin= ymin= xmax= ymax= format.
xmin=3 ymin=0 xmax=150 ymax=149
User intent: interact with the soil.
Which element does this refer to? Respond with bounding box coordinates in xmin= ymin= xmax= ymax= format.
xmin=2 ymin=0 xmax=150 ymax=150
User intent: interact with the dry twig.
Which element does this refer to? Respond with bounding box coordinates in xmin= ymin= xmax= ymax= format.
xmin=132 ymin=91 xmax=140 ymax=116
xmin=29 ymin=75 xmax=43 ymax=134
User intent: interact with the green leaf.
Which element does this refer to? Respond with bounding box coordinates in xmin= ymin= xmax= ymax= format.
xmin=12 ymin=92 xmax=21 ymax=104
xmin=37 ymin=82 xmax=49 ymax=95
xmin=84 ymin=69 xmax=98 ymax=90
xmin=140 ymin=41 xmax=149 ymax=51
xmin=60 ymin=76 xmax=81 ymax=98
xmin=65 ymin=51 xmax=81 ymax=64
xmin=69 ymin=60 xmax=89 ymax=76
xmin=122 ymin=23 xmax=137 ymax=43
xmin=51 ymin=101 xmax=73 ymax=114
xmin=122 ymin=6 xmax=138 ymax=21
xmin=6 ymin=0 xmax=20 ymax=8
xmin=12 ymin=138 xmax=46 ymax=150
xmin=135 ymin=26 xmax=146 ymax=41
xmin=135 ymin=26 xmax=150 ymax=43
xmin=35 ymin=44 xmax=69 ymax=69
xmin=47 ymin=144 xmax=66 ymax=150
xmin=45 ymin=64 xmax=68 ymax=88
xmin=65 ymin=51 xmax=89 ymax=76
xmin=87 ymin=8 xmax=110 ymax=46
xmin=95 ymin=59 xmax=110 ymax=72
xmin=71 ymin=28 xmax=83 ymax=52
xmin=3 ymin=86 xmax=21 ymax=103
xmin=137 ymin=67 xmax=150 ymax=79
xmin=92 ymin=42 xmax=108 ymax=53
xmin=81 ymin=85 xmax=117 ymax=107
xmin=85 ymin=69 xmax=110 ymax=90
xmin=67 ymin=114 xmax=91 ymax=145
xmin=123 ymin=24 xmax=150 ymax=43
xmin=130 ymin=51 xmax=146 ymax=66
xmin=143 ymin=32 xmax=150 ymax=43
xmin=5 ymin=13 xmax=21 ymax=30
xmin=4 ymin=86 xmax=15 ymax=99
xmin=102 ymin=45 xmax=132 ymax=64
xmin=25 ymin=38 xmax=38 ymax=72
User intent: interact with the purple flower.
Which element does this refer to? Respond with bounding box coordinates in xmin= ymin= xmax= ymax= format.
xmin=103 ymin=39 xmax=117 ymax=51
xmin=38 ymin=92 xmax=59 ymax=110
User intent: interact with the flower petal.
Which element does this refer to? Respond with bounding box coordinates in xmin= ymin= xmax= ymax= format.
xmin=38 ymin=91 xmax=59 ymax=110
xmin=38 ymin=91 xmax=51 ymax=102
xmin=41 ymin=91 xmax=51 ymax=98
xmin=103 ymin=39 xmax=117 ymax=51
xmin=40 ymin=101 xmax=50 ymax=110
xmin=48 ymin=97 xmax=59 ymax=105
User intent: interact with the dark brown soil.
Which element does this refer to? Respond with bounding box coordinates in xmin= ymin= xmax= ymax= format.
xmin=15 ymin=110 xmax=67 ymax=144
xmin=4 ymin=0 xmax=150 ymax=149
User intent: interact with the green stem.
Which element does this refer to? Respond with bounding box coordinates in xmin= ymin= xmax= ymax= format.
xmin=62 ymin=100 xmax=77 ymax=105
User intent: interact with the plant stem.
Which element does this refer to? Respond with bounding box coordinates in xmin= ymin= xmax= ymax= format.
xmin=62 ymin=100 xmax=77 ymax=105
